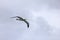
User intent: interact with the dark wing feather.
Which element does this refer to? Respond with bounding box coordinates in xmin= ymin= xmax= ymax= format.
xmin=11 ymin=16 xmax=23 ymax=19
xmin=16 ymin=16 xmax=23 ymax=19
xmin=23 ymin=20 xmax=29 ymax=28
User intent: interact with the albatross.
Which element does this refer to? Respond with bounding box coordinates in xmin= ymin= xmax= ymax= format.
xmin=11 ymin=16 xmax=29 ymax=28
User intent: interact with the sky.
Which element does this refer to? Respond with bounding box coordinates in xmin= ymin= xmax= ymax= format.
xmin=0 ymin=0 xmax=60 ymax=40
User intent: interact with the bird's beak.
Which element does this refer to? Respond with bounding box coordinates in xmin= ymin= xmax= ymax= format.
xmin=10 ymin=17 xmax=17 ymax=18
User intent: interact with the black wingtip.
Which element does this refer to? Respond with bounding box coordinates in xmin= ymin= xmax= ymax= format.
xmin=27 ymin=24 xmax=29 ymax=28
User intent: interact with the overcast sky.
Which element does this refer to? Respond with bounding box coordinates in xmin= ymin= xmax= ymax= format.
xmin=0 ymin=0 xmax=60 ymax=40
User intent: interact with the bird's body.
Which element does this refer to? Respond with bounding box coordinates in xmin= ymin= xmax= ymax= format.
xmin=11 ymin=16 xmax=29 ymax=28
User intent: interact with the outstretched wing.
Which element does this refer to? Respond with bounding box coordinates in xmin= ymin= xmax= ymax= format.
xmin=16 ymin=16 xmax=23 ymax=19
xmin=23 ymin=20 xmax=29 ymax=28
xmin=11 ymin=16 xmax=23 ymax=19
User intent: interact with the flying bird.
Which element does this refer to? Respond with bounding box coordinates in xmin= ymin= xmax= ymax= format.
xmin=11 ymin=16 xmax=29 ymax=28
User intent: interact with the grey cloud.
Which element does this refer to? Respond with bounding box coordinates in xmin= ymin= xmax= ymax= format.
xmin=0 ymin=0 xmax=60 ymax=40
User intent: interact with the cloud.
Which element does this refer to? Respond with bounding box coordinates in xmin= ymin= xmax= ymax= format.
xmin=0 ymin=0 xmax=60 ymax=40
